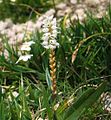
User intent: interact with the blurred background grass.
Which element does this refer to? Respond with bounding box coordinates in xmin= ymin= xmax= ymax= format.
xmin=0 ymin=0 xmax=62 ymax=23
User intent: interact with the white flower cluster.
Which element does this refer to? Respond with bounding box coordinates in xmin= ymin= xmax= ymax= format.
xmin=41 ymin=15 xmax=59 ymax=49
xmin=16 ymin=41 xmax=35 ymax=64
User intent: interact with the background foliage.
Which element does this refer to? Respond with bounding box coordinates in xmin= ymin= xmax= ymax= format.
xmin=0 ymin=0 xmax=56 ymax=23
xmin=0 ymin=0 xmax=111 ymax=120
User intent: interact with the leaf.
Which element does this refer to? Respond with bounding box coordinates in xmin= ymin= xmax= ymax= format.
xmin=72 ymin=48 xmax=79 ymax=63
xmin=0 ymin=96 xmax=5 ymax=120
xmin=63 ymin=82 xmax=107 ymax=120
xmin=63 ymin=14 xmax=68 ymax=29
xmin=46 ymin=67 xmax=52 ymax=88
xmin=42 ymin=88 xmax=53 ymax=120
xmin=63 ymin=88 xmax=95 ymax=120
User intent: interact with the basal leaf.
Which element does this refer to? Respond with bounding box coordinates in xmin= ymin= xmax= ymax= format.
xmin=63 ymin=82 xmax=107 ymax=120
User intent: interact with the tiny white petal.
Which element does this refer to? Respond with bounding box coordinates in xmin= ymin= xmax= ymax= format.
xmin=52 ymin=29 xmax=57 ymax=34
xmin=27 ymin=41 xmax=35 ymax=45
xmin=43 ymin=33 xmax=50 ymax=37
xmin=42 ymin=36 xmax=49 ymax=41
xmin=55 ymin=42 xmax=59 ymax=47
xmin=49 ymin=44 xmax=56 ymax=49
xmin=16 ymin=54 xmax=33 ymax=64
xmin=51 ymin=18 xmax=56 ymax=25
xmin=51 ymin=33 xmax=57 ymax=38
xmin=42 ymin=28 xmax=49 ymax=32
xmin=42 ymin=19 xmax=48 ymax=24
xmin=44 ymin=45 xmax=50 ymax=49
xmin=20 ymin=41 xmax=35 ymax=51
xmin=23 ymin=41 xmax=35 ymax=46
xmin=42 ymin=41 xmax=48 ymax=46
xmin=20 ymin=46 xmax=31 ymax=51
xmin=48 ymin=15 xmax=54 ymax=21
xmin=52 ymin=25 xmax=57 ymax=29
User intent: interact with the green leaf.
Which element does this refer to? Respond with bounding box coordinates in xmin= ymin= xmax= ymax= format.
xmin=42 ymin=88 xmax=53 ymax=120
xmin=0 ymin=96 xmax=5 ymax=120
xmin=63 ymin=82 xmax=107 ymax=120
xmin=46 ymin=67 xmax=52 ymax=88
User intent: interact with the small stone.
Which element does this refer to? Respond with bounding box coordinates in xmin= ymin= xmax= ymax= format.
xmin=73 ymin=8 xmax=86 ymax=21
xmin=56 ymin=3 xmax=67 ymax=9
xmin=70 ymin=0 xmax=77 ymax=4
xmin=76 ymin=4 xmax=87 ymax=9
xmin=96 ymin=11 xmax=106 ymax=19
xmin=45 ymin=9 xmax=55 ymax=16
xmin=57 ymin=10 xmax=66 ymax=16
xmin=64 ymin=7 xmax=72 ymax=14
xmin=100 ymin=0 xmax=106 ymax=3
xmin=85 ymin=0 xmax=100 ymax=6
xmin=5 ymin=19 xmax=13 ymax=28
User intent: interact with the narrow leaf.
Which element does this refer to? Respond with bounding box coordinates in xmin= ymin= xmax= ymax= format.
xmin=64 ymin=82 xmax=107 ymax=120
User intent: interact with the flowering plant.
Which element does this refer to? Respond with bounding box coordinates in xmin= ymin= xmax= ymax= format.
xmin=41 ymin=15 xmax=59 ymax=49
xmin=16 ymin=41 xmax=35 ymax=64
xmin=41 ymin=15 xmax=60 ymax=99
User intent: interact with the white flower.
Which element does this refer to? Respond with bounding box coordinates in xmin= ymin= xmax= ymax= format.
xmin=12 ymin=91 xmax=19 ymax=97
xmin=41 ymin=15 xmax=59 ymax=49
xmin=21 ymin=45 xmax=31 ymax=51
xmin=26 ymin=41 xmax=35 ymax=46
xmin=20 ymin=41 xmax=35 ymax=51
xmin=8 ymin=91 xmax=19 ymax=101
xmin=16 ymin=54 xmax=33 ymax=64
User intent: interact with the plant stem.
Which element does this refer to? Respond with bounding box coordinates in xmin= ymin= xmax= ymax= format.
xmin=49 ymin=49 xmax=57 ymax=100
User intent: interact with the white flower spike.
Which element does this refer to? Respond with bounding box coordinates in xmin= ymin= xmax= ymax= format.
xmin=41 ymin=15 xmax=59 ymax=49
xmin=16 ymin=54 xmax=33 ymax=64
xmin=20 ymin=41 xmax=35 ymax=51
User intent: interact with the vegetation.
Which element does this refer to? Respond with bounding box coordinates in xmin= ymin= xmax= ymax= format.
xmin=0 ymin=0 xmax=56 ymax=23
xmin=0 ymin=1 xmax=111 ymax=120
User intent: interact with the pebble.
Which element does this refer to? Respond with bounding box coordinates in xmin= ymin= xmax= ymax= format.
xmin=74 ymin=8 xmax=86 ymax=21
xmin=57 ymin=10 xmax=66 ymax=16
xmin=56 ymin=3 xmax=67 ymax=9
xmin=85 ymin=0 xmax=100 ymax=6
xmin=70 ymin=0 xmax=77 ymax=4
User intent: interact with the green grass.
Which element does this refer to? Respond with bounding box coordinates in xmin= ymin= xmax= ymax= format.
xmin=0 ymin=0 xmax=57 ymax=23
xmin=0 ymin=5 xmax=111 ymax=120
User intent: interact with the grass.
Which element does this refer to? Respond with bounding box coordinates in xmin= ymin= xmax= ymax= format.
xmin=0 ymin=0 xmax=57 ymax=23
xmin=0 ymin=4 xmax=111 ymax=120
